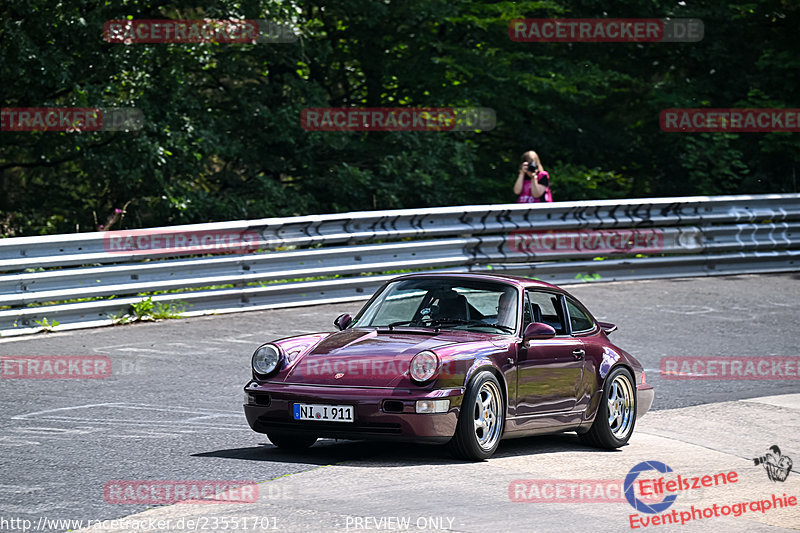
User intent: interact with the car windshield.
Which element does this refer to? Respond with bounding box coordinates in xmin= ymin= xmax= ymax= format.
xmin=353 ymin=278 xmax=518 ymax=334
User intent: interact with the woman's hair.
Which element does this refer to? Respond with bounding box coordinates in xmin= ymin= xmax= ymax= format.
xmin=521 ymin=150 xmax=545 ymax=173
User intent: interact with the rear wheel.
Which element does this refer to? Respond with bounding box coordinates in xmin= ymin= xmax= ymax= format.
xmin=449 ymin=371 xmax=505 ymax=461
xmin=579 ymin=367 xmax=636 ymax=449
xmin=266 ymin=430 xmax=317 ymax=450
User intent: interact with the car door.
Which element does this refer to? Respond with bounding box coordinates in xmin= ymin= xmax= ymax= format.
xmin=563 ymin=295 xmax=604 ymax=411
xmin=515 ymin=290 xmax=585 ymax=417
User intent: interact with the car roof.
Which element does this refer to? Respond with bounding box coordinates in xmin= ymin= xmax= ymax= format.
xmin=391 ymin=272 xmax=562 ymax=291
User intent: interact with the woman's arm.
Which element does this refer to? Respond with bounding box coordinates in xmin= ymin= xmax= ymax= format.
xmin=513 ymin=163 xmax=526 ymax=195
xmin=530 ymin=172 xmax=547 ymax=198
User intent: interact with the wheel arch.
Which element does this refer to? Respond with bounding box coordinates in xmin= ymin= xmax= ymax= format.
xmin=583 ymin=362 xmax=637 ymax=425
xmin=464 ymin=361 xmax=508 ymax=423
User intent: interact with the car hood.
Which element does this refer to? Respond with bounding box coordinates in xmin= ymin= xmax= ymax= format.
xmin=278 ymin=328 xmax=496 ymax=387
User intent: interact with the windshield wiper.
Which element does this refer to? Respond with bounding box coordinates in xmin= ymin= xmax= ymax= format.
xmin=429 ymin=319 xmax=514 ymax=333
xmin=385 ymin=320 xmax=434 ymax=330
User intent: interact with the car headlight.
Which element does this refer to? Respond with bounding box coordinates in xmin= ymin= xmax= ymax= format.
xmin=409 ymin=350 xmax=439 ymax=383
xmin=252 ymin=344 xmax=281 ymax=377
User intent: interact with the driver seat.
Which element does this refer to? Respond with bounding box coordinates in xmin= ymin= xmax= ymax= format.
xmin=434 ymin=292 xmax=469 ymax=321
xmin=531 ymin=303 xmax=543 ymax=323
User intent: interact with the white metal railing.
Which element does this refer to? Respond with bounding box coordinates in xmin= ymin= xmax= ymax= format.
xmin=1 ymin=194 xmax=798 ymax=336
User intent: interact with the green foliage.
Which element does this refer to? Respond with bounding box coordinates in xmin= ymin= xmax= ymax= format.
xmin=33 ymin=317 xmax=60 ymax=331
xmin=129 ymin=296 xmax=185 ymax=321
xmin=1 ymin=0 xmax=798 ymax=237
xmin=549 ymin=163 xmax=632 ymax=201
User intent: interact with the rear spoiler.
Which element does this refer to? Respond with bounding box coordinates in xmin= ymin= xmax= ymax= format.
xmin=598 ymin=321 xmax=618 ymax=334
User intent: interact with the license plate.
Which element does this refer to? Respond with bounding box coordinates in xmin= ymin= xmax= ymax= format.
xmin=293 ymin=403 xmax=354 ymax=423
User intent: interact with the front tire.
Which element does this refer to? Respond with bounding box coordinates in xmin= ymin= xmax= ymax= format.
xmin=579 ymin=367 xmax=636 ymax=449
xmin=266 ymin=430 xmax=317 ymax=450
xmin=449 ymin=371 xmax=505 ymax=461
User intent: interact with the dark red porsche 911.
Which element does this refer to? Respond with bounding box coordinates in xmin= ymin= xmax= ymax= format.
xmin=243 ymin=273 xmax=654 ymax=460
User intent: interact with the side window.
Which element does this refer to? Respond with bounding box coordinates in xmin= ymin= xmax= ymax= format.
xmin=526 ymin=290 xmax=566 ymax=335
xmin=566 ymin=298 xmax=594 ymax=333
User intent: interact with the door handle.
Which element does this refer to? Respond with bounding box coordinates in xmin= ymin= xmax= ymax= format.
xmin=572 ymin=349 xmax=585 ymax=359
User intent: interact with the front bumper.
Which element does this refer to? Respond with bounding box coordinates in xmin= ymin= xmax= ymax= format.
xmin=636 ymin=383 xmax=655 ymax=419
xmin=243 ymin=381 xmax=463 ymax=443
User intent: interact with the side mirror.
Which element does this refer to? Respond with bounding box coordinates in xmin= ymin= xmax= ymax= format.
xmin=598 ymin=321 xmax=617 ymax=334
xmin=334 ymin=313 xmax=352 ymax=331
xmin=523 ymin=322 xmax=556 ymax=344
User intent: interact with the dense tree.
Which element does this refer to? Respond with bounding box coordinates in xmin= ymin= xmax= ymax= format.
xmin=1 ymin=0 xmax=798 ymax=236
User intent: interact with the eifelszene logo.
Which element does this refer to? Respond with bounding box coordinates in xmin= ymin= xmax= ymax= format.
xmin=625 ymin=461 xmax=678 ymax=514
xmin=625 ymin=460 xmax=799 ymax=529
xmin=625 ymin=461 xmax=739 ymax=513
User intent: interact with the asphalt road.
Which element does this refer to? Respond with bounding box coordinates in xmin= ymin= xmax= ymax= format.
xmin=0 ymin=273 xmax=798 ymax=531
xmin=70 ymin=394 xmax=800 ymax=533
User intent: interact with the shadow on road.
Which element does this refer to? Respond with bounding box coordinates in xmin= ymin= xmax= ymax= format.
xmin=193 ymin=432 xmax=618 ymax=467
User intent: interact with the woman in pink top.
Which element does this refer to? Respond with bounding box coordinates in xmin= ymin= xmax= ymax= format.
xmin=513 ymin=150 xmax=552 ymax=203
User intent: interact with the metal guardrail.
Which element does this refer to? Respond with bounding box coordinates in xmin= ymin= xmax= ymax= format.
xmin=0 ymin=194 xmax=798 ymax=337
